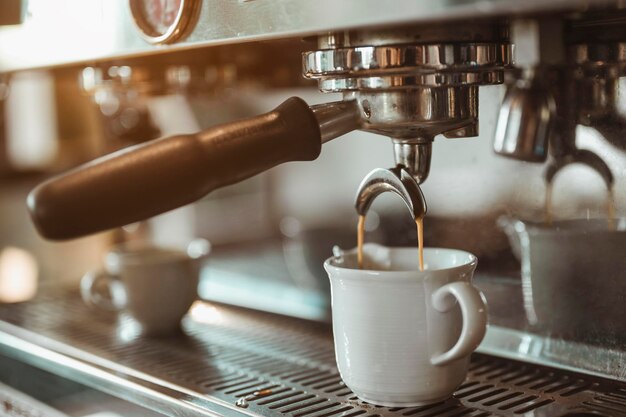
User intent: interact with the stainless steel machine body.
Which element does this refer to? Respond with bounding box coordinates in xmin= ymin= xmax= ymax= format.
xmin=0 ymin=0 xmax=626 ymax=415
xmin=303 ymin=26 xmax=511 ymax=183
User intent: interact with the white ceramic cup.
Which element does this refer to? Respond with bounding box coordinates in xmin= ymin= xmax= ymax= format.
xmin=81 ymin=240 xmax=209 ymax=336
xmin=324 ymin=243 xmax=487 ymax=407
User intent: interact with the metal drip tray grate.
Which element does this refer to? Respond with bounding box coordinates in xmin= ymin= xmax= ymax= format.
xmin=0 ymin=290 xmax=624 ymax=417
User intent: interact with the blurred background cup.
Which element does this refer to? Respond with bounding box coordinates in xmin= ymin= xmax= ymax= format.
xmin=80 ymin=239 xmax=210 ymax=336
xmin=324 ymin=243 xmax=487 ymax=406
xmin=498 ymin=216 xmax=626 ymax=345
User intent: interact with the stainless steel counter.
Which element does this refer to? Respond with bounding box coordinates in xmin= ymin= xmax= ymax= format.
xmin=0 ymin=288 xmax=624 ymax=417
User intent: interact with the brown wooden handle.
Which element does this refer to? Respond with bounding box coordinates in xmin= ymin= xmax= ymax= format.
xmin=28 ymin=97 xmax=321 ymax=240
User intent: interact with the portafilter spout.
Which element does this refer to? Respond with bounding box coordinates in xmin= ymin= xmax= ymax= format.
xmin=545 ymin=149 xmax=614 ymax=190
xmin=355 ymin=167 xmax=427 ymax=219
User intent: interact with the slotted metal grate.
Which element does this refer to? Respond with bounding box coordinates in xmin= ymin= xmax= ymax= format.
xmin=0 ymin=289 xmax=624 ymax=417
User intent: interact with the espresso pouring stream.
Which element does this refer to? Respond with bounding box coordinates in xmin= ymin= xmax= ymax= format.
xmin=357 ymin=214 xmax=425 ymax=271
xmin=416 ymin=217 xmax=425 ymax=271
xmin=357 ymin=215 xmax=366 ymax=269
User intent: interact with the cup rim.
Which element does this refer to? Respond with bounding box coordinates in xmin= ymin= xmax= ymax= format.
xmin=104 ymin=240 xmax=210 ymax=273
xmin=324 ymin=244 xmax=477 ymax=278
xmin=108 ymin=246 xmax=188 ymax=263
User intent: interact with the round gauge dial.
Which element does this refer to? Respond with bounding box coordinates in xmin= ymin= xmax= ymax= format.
xmin=129 ymin=0 xmax=201 ymax=45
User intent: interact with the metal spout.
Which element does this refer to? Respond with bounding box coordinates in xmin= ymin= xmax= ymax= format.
xmin=355 ymin=167 xmax=427 ymax=219
xmin=493 ymin=75 xmax=555 ymax=162
xmin=392 ymin=139 xmax=432 ymax=184
xmin=545 ymin=149 xmax=614 ymax=189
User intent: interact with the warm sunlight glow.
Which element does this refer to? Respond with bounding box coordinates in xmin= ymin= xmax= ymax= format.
xmin=0 ymin=247 xmax=38 ymax=303
xmin=189 ymin=301 xmax=224 ymax=325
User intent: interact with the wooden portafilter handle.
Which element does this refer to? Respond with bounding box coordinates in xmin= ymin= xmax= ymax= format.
xmin=28 ymin=97 xmax=359 ymax=240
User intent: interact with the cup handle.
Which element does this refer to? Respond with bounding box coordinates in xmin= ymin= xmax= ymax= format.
xmin=80 ymin=270 xmax=125 ymax=312
xmin=430 ymin=282 xmax=488 ymax=366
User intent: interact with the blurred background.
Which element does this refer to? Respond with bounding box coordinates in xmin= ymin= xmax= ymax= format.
xmin=0 ymin=61 xmax=624 ymax=319
xmin=0 ymin=0 xmax=625 ymax=323
xmin=0 ymin=1 xmax=625 ymax=414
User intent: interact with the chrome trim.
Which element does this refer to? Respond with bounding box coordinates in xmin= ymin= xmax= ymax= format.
xmin=317 ymin=72 xmax=504 ymax=91
xmin=303 ymin=44 xmax=512 ymax=80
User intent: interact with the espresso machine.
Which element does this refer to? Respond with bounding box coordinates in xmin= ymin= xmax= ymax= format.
xmin=0 ymin=0 xmax=625 ymax=415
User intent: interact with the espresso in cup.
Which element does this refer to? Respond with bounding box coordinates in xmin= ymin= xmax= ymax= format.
xmin=81 ymin=241 xmax=209 ymax=336
xmin=325 ymin=243 xmax=487 ymax=406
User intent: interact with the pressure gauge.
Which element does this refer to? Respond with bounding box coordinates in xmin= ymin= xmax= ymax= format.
xmin=129 ymin=0 xmax=201 ymax=44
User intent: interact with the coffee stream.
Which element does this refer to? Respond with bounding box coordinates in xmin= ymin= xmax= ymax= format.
xmin=545 ymin=183 xmax=616 ymax=229
xmin=416 ymin=217 xmax=425 ymax=271
xmin=357 ymin=215 xmax=366 ymax=269
xmin=357 ymin=214 xmax=425 ymax=271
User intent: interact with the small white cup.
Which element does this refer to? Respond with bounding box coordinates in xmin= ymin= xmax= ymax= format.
xmin=324 ymin=243 xmax=487 ymax=407
xmin=81 ymin=240 xmax=209 ymax=336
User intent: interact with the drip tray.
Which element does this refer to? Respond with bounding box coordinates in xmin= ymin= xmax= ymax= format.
xmin=0 ymin=289 xmax=624 ymax=417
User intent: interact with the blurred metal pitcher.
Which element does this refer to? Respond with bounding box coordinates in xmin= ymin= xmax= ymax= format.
xmin=498 ymin=216 xmax=626 ymax=346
